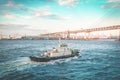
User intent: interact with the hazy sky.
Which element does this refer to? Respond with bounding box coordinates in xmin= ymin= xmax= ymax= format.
xmin=0 ymin=0 xmax=120 ymax=35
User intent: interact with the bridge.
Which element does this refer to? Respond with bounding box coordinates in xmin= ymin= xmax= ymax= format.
xmin=40 ymin=25 xmax=120 ymax=39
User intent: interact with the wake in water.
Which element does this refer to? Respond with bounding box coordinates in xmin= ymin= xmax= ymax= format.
xmin=30 ymin=56 xmax=79 ymax=65
xmin=0 ymin=56 xmax=79 ymax=74
xmin=0 ymin=54 xmax=80 ymax=79
xmin=0 ymin=57 xmax=34 ymax=75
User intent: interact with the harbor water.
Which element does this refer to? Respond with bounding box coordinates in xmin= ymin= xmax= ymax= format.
xmin=0 ymin=40 xmax=120 ymax=80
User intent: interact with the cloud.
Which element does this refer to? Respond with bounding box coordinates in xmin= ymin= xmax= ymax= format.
xmin=108 ymin=0 xmax=120 ymax=2
xmin=1 ymin=1 xmax=69 ymax=20
xmin=0 ymin=23 xmax=27 ymax=29
xmin=31 ymin=8 xmax=65 ymax=20
xmin=102 ymin=0 xmax=120 ymax=8
xmin=1 ymin=11 xmax=17 ymax=19
xmin=102 ymin=3 xmax=120 ymax=8
xmin=58 ymin=0 xmax=79 ymax=7
xmin=4 ymin=1 xmax=23 ymax=8
xmin=0 ymin=23 xmax=47 ymax=35
xmin=33 ymin=9 xmax=54 ymax=17
xmin=1 ymin=8 xmax=65 ymax=20
xmin=18 ymin=5 xmax=66 ymax=20
xmin=2 ymin=1 xmax=32 ymax=14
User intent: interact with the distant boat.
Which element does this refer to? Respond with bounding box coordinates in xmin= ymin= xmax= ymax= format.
xmin=29 ymin=40 xmax=80 ymax=62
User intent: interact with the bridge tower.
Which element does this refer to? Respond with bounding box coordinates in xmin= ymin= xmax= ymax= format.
xmin=66 ymin=30 xmax=70 ymax=39
xmin=116 ymin=30 xmax=120 ymax=41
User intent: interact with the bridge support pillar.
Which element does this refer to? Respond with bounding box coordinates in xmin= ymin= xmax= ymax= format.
xmin=84 ymin=32 xmax=91 ymax=40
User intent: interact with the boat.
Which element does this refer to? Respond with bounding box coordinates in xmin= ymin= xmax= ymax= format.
xmin=29 ymin=40 xmax=80 ymax=62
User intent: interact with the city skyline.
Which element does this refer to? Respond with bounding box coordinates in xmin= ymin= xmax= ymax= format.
xmin=0 ymin=0 xmax=120 ymax=36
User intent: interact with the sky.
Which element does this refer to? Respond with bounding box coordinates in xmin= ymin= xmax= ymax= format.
xmin=0 ymin=0 xmax=120 ymax=36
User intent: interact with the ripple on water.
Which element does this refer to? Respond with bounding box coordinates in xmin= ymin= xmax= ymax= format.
xmin=0 ymin=40 xmax=120 ymax=80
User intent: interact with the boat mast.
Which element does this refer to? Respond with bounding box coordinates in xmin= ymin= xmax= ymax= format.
xmin=58 ymin=38 xmax=61 ymax=47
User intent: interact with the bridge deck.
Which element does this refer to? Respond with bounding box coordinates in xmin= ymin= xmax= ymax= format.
xmin=40 ymin=25 xmax=120 ymax=36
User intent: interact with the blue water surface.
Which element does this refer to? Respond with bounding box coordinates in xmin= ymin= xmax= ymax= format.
xmin=0 ymin=40 xmax=120 ymax=80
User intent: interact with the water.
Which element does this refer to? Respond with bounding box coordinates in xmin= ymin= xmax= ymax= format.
xmin=0 ymin=40 xmax=120 ymax=80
